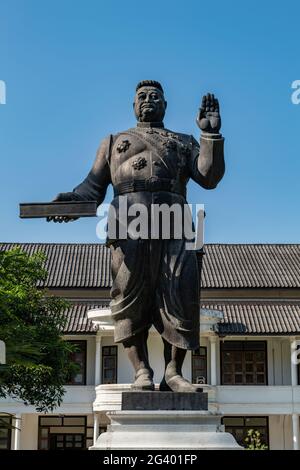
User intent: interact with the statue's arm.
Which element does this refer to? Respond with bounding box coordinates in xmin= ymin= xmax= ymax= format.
xmin=189 ymin=93 xmax=225 ymax=189
xmin=72 ymin=135 xmax=112 ymax=204
xmin=48 ymin=136 xmax=112 ymax=222
xmin=189 ymin=132 xmax=225 ymax=189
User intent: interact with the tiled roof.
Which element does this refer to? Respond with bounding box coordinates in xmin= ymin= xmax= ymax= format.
xmin=201 ymin=244 xmax=300 ymax=288
xmin=204 ymin=302 xmax=300 ymax=335
xmin=1 ymin=243 xmax=300 ymax=289
xmin=63 ymin=302 xmax=109 ymax=333
xmin=0 ymin=243 xmax=112 ymax=288
xmin=62 ymin=301 xmax=300 ymax=335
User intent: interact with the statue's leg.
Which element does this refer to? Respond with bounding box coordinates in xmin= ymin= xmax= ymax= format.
xmin=160 ymin=338 xmax=200 ymax=393
xmin=159 ymin=338 xmax=172 ymax=391
xmin=123 ymin=330 xmax=154 ymax=391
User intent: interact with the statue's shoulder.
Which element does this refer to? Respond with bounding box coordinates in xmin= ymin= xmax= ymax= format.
xmin=104 ymin=131 xmax=129 ymax=148
xmin=179 ymin=132 xmax=193 ymax=143
xmin=110 ymin=128 xmax=136 ymax=142
xmin=114 ymin=127 xmax=136 ymax=136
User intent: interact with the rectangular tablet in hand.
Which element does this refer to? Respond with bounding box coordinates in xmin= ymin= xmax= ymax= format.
xmin=19 ymin=201 xmax=98 ymax=218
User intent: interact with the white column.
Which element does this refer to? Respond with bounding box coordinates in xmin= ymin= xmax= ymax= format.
xmin=95 ymin=334 xmax=102 ymax=386
xmin=290 ymin=337 xmax=299 ymax=450
xmin=290 ymin=337 xmax=298 ymax=386
xmin=292 ymin=413 xmax=300 ymax=450
xmin=13 ymin=414 xmax=21 ymax=450
xmin=93 ymin=413 xmax=99 ymax=445
xmin=209 ymin=336 xmax=217 ymax=386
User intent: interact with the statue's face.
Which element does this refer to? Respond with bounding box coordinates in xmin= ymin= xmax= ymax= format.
xmin=133 ymin=86 xmax=167 ymax=122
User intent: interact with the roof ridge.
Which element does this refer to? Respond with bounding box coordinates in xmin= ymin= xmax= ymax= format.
xmin=0 ymin=242 xmax=104 ymax=246
xmin=1 ymin=242 xmax=300 ymax=247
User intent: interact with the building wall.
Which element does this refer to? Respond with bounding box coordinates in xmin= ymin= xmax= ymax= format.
xmin=101 ymin=334 xmax=192 ymax=385
xmin=267 ymin=339 xmax=292 ymax=386
xmin=64 ymin=335 xmax=96 ymax=386
xmin=282 ymin=340 xmax=292 ymax=385
xmin=283 ymin=415 xmax=294 ymax=450
xmin=2 ymin=333 xmax=299 ymax=450
xmin=20 ymin=414 xmax=39 ymax=450
xmin=63 ymin=334 xmax=294 ymax=387
xmin=13 ymin=411 xmax=296 ymax=450
xmin=18 ymin=413 xmax=95 ymax=450
xmin=268 ymin=415 xmax=293 ymax=450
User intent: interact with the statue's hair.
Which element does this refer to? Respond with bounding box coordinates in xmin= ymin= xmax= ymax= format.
xmin=136 ymin=80 xmax=164 ymax=94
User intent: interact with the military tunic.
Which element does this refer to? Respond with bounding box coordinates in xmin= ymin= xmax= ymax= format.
xmin=72 ymin=122 xmax=224 ymax=349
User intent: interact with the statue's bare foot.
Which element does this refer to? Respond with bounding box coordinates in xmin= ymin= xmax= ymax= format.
xmin=131 ymin=367 xmax=154 ymax=391
xmin=165 ymin=366 xmax=201 ymax=393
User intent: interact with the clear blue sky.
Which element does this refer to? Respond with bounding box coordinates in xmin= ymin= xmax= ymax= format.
xmin=1 ymin=0 xmax=299 ymax=244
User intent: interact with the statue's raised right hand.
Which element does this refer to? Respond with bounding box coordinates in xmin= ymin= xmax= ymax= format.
xmin=196 ymin=93 xmax=221 ymax=133
xmin=46 ymin=192 xmax=79 ymax=223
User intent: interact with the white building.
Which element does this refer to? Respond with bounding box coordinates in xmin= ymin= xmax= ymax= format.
xmin=1 ymin=242 xmax=300 ymax=450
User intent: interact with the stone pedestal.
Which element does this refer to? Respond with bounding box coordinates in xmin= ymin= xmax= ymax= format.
xmin=90 ymin=392 xmax=242 ymax=450
xmin=121 ymin=391 xmax=207 ymax=410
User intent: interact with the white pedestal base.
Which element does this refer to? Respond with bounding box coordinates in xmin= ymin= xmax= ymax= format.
xmin=90 ymin=410 xmax=242 ymax=450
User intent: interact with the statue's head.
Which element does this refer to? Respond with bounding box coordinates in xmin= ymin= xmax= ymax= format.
xmin=133 ymin=80 xmax=167 ymax=123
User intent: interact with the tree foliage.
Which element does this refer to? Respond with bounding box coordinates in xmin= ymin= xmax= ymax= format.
xmin=244 ymin=429 xmax=268 ymax=450
xmin=0 ymin=248 xmax=77 ymax=412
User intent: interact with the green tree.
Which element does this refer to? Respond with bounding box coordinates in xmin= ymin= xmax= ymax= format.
xmin=0 ymin=248 xmax=77 ymax=412
xmin=244 ymin=429 xmax=268 ymax=450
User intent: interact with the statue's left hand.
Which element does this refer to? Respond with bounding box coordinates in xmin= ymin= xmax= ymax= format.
xmin=196 ymin=93 xmax=221 ymax=133
xmin=46 ymin=192 xmax=79 ymax=223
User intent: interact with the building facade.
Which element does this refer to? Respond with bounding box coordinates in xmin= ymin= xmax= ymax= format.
xmin=1 ymin=243 xmax=300 ymax=450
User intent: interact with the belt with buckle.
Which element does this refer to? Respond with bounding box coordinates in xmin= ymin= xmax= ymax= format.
xmin=113 ymin=177 xmax=185 ymax=197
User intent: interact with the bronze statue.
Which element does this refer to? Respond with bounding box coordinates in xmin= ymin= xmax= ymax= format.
xmin=48 ymin=80 xmax=225 ymax=392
